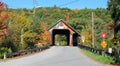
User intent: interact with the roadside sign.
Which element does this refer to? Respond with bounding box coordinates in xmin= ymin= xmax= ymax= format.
xmin=101 ymin=40 xmax=107 ymax=49
xmin=101 ymin=32 xmax=107 ymax=39
xmin=108 ymin=48 xmax=112 ymax=53
xmin=81 ymin=36 xmax=85 ymax=43
xmin=111 ymin=37 xmax=119 ymax=45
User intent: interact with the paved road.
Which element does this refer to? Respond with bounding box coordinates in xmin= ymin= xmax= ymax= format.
xmin=0 ymin=46 xmax=105 ymax=66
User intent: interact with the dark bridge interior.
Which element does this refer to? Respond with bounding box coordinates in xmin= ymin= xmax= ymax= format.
xmin=52 ymin=29 xmax=70 ymax=46
xmin=51 ymin=29 xmax=78 ymax=46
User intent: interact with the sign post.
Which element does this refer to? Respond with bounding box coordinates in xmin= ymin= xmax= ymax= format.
xmin=101 ymin=32 xmax=107 ymax=39
xmin=101 ymin=40 xmax=107 ymax=49
xmin=101 ymin=32 xmax=107 ymax=48
xmin=111 ymin=37 xmax=119 ymax=45
xmin=81 ymin=36 xmax=85 ymax=44
xmin=101 ymin=32 xmax=107 ymax=56
xmin=111 ymin=37 xmax=119 ymax=61
xmin=108 ymin=48 xmax=112 ymax=54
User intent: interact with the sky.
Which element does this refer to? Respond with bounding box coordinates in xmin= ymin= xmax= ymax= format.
xmin=2 ymin=0 xmax=108 ymax=9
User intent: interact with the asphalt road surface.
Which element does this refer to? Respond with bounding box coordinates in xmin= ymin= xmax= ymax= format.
xmin=0 ymin=46 xmax=106 ymax=66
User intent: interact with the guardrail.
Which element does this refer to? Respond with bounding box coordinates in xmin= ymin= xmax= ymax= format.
xmin=6 ymin=44 xmax=51 ymax=58
xmin=78 ymin=44 xmax=120 ymax=63
xmin=78 ymin=44 xmax=104 ymax=55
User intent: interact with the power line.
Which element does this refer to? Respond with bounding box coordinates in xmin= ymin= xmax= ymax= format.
xmin=58 ymin=0 xmax=80 ymax=7
xmin=32 ymin=0 xmax=36 ymax=17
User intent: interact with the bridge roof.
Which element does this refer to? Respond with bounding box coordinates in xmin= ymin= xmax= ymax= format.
xmin=48 ymin=19 xmax=79 ymax=35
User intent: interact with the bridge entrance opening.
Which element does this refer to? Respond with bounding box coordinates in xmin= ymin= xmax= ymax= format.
xmin=52 ymin=29 xmax=70 ymax=46
xmin=48 ymin=19 xmax=79 ymax=46
xmin=55 ymin=35 xmax=67 ymax=46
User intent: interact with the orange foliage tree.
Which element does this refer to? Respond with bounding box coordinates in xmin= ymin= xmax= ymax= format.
xmin=0 ymin=1 xmax=9 ymax=24
xmin=65 ymin=12 xmax=70 ymax=21
xmin=37 ymin=22 xmax=50 ymax=45
xmin=0 ymin=1 xmax=9 ymax=40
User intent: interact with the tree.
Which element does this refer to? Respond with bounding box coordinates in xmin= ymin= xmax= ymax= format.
xmin=1 ymin=6 xmax=113 ymax=51
xmin=80 ymin=31 xmax=91 ymax=45
xmin=0 ymin=1 xmax=12 ymax=58
xmin=0 ymin=1 xmax=9 ymax=24
xmin=8 ymin=10 xmax=37 ymax=50
xmin=0 ymin=1 xmax=9 ymax=46
xmin=108 ymin=0 xmax=120 ymax=37
xmin=55 ymin=35 xmax=67 ymax=46
xmin=39 ymin=22 xmax=50 ymax=45
xmin=65 ymin=12 xmax=70 ymax=21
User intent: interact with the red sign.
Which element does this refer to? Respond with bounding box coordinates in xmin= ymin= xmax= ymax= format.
xmin=101 ymin=32 xmax=107 ymax=39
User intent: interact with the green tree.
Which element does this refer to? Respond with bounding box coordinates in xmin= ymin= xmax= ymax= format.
xmin=8 ymin=10 xmax=37 ymax=50
xmin=55 ymin=35 xmax=67 ymax=46
xmin=108 ymin=0 xmax=120 ymax=36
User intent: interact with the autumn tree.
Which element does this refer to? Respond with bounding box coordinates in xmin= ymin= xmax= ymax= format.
xmin=80 ymin=31 xmax=91 ymax=45
xmin=0 ymin=1 xmax=9 ymax=39
xmin=0 ymin=1 xmax=9 ymax=23
xmin=8 ymin=10 xmax=37 ymax=50
xmin=65 ymin=12 xmax=70 ymax=21
xmin=37 ymin=22 xmax=50 ymax=45
xmin=0 ymin=1 xmax=12 ymax=58
xmin=2 ymin=6 xmax=114 ymax=50
xmin=0 ymin=1 xmax=9 ymax=46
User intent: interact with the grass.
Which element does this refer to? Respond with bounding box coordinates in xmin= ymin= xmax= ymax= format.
xmin=81 ymin=49 xmax=114 ymax=64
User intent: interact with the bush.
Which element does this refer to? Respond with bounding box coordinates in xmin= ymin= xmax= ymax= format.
xmin=0 ymin=47 xmax=12 ymax=59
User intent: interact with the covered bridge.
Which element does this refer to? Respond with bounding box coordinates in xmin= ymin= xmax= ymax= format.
xmin=48 ymin=19 xmax=80 ymax=46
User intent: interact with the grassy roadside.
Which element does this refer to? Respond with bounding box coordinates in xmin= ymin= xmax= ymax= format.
xmin=81 ymin=49 xmax=115 ymax=65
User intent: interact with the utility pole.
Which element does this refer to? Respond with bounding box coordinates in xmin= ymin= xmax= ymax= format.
xmin=33 ymin=0 xmax=36 ymax=16
xmin=92 ymin=12 xmax=94 ymax=48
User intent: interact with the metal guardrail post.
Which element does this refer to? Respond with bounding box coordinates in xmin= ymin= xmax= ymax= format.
xmin=78 ymin=44 xmax=106 ymax=56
